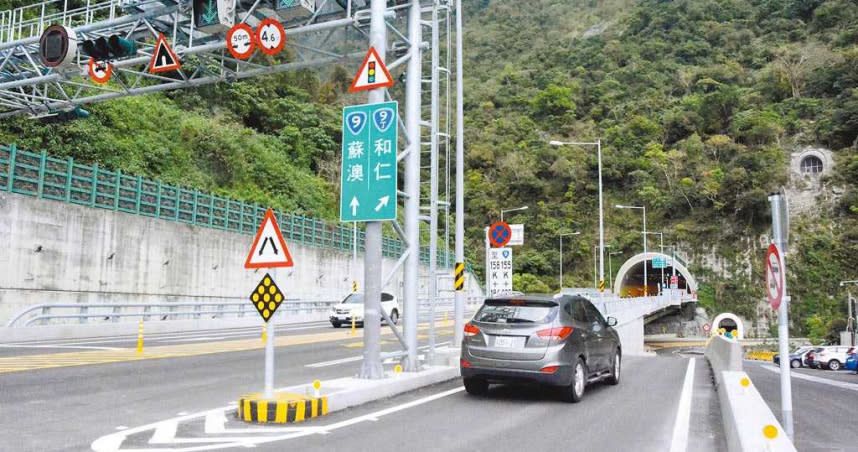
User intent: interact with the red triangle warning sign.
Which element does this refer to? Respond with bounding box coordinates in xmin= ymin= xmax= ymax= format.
xmin=149 ymin=33 xmax=181 ymax=74
xmin=349 ymin=46 xmax=394 ymax=92
xmin=244 ymin=209 xmax=294 ymax=269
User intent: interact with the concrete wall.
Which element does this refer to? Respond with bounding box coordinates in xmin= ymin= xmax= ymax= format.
xmin=0 ymin=192 xmax=483 ymax=324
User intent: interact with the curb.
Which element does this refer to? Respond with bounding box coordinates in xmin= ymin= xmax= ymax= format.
xmin=237 ymin=392 xmax=328 ymax=424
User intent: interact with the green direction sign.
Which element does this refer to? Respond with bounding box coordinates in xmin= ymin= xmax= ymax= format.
xmin=653 ymin=257 xmax=667 ymax=269
xmin=340 ymin=101 xmax=398 ymax=222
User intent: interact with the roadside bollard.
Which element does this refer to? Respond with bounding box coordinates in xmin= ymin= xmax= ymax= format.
xmin=261 ymin=323 xmax=267 ymax=343
xmin=136 ymin=320 xmax=144 ymax=354
xmin=351 ymin=315 xmax=356 ymax=336
xmin=313 ymin=380 xmax=321 ymax=398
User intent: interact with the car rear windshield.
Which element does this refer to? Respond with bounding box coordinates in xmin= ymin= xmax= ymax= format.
xmin=474 ymin=300 xmax=556 ymax=324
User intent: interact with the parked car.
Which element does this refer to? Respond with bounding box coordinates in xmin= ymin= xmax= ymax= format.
xmin=329 ymin=292 xmax=399 ymax=328
xmin=804 ymin=347 xmax=826 ymax=368
xmin=460 ymin=294 xmax=621 ymax=403
xmin=773 ymin=346 xmax=814 ymax=368
xmin=815 ymin=346 xmax=855 ymax=371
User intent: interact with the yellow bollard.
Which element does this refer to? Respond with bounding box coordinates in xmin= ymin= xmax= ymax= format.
xmin=351 ymin=315 xmax=356 ymax=336
xmin=136 ymin=320 xmax=144 ymax=354
xmin=394 ymin=364 xmax=403 ymax=376
xmin=313 ymin=380 xmax=321 ymax=398
xmin=262 ymin=323 xmax=267 ymax=343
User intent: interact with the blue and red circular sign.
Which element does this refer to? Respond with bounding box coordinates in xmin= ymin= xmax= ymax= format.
xmin=488 ymin=222 xmax=512 ymax=247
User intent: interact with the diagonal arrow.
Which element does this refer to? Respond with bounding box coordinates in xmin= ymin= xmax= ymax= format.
xmin=374 ymin=196 xmax=390 ymax=212
xmin=350 ymin=196 xmax=359 ymax=216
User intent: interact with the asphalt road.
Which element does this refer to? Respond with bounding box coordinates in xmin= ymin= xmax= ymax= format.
xmin=0 ymin=322 xmax=725 ymax=452
xmin=744 ymin=360 xmax=858 ymax=452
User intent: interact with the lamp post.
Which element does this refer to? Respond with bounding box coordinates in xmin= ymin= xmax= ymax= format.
xmin=593 ymin=244 xmax=612 ymax=290
xmin=501 ymin=205 xmax=528 ymax=222
xmin=559 ymin=231 xmax=580 ymax=289
xmin=644 ymin=231 xmax=664 ymax=294
xmin=616 ymin=204 xmax=647 ymax=296
xmin=550 ymin=139 xmax=605 ymax=297
xmin=841 ymin=280 xmax=858 ymax=346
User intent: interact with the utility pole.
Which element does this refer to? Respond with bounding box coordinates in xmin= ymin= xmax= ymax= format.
xmin=769 ymin=193 xmax=793 ymax=440
xmin=453 ymin=0 xmax=465 ymax=349
xmin=358 ymin=0 xmax=387 ymax=380
xmin=427 ymin=1 xmax=440 ymax=363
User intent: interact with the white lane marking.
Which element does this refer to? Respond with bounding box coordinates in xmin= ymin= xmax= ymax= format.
xmin=204 ymin=410 xmax=328 ymax=435
xmin=92 ymin=385 xmax=464 ymax=452
xmin=161 ymin=337 xmax=224 ymax=343
xmin=0 ymin=344 xmax=120 ymax=350
xmin=668 ymin=358 xmax=696 ymax=452
xmin=760 ymin=364 xmax=858 ymax=391
xmin=149 ymin=421 xmax=178 ymax=444
xmin=305 ymin=342 xmax=448 ymax=368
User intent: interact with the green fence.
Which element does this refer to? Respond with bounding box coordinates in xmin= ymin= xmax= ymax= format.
xmin=0 ymin=143 xmax=454 ymax=267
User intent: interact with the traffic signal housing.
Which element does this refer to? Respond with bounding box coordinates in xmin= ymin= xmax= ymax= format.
xmin=80 ymin=35 xmax=137 ymax=61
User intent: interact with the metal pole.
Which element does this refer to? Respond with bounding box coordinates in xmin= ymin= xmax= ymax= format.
xmin=597 ymin=139 xmax=605 ymax=298
xmin=264 ymin=318 xmax=275 ymax=397
xmin=428 ymin=2 xmax=440 ymax=363
xmin=849 ymin=288 xmax=854 ymax=347
xmin=559 ymin=235 xmax=564 ymax=289
xmin=401 ymin=0 xmax=422 ymax=372
xmin=642 ymin=207 xmax=647 ymax=297
xmin=608 ymin=252 xmax=613 ymax=292
xmin=660 ymin=233 xmax=664 ymax=294
xmin=453 ymin=0 xmax=465 ymax=349
xmin=358 ymin=0 xmax=387 ymax=380
xmin=485 ymin=227 xmax=491 ymax=297
xmin=353 ymin=222 xmax=358 ymax=289
xmin=769 ymin=194 xmax=794 ymax=440
xmin=593 ymin=245 xmax=597 ymax=289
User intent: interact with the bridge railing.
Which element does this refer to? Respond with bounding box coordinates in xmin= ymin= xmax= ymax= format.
xmin=5 ymin=297 xmax=485 ymax=327
xmin=0 ymin=143 xmax=456 ymax=267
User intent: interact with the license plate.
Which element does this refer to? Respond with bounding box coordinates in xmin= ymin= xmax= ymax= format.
xmin=493 ymin=336 xmax=523 ymax=348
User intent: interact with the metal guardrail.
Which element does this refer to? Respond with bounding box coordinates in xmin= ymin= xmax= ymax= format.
xmin=0 ymin=143 xmax=459 ymax=268
xmin=6 ymin=297 xmax=485 ymax=327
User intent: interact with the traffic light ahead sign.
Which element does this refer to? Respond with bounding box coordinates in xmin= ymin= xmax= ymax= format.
xmin=339 ymin=101 xmax=398 ymax=222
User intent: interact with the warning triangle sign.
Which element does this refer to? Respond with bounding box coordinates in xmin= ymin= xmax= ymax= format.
xmin=244 ymin=208 xmax=294 ymax=269
xmin=349 ymin=46 xmax=394 ymax=92
xmin=149 ymin=33 xmax=181 ymax=74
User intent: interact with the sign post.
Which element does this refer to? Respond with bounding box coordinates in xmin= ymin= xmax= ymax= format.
xmin=244 ymin=208 xmax=293 ymax=398
xmin=768 ymin=193 xmax=793 ymax=440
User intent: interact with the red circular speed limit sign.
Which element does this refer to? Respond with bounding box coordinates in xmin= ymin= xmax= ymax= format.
xmin=488 ymin=222 xmax=512 ymax=248
xmin=227 ymin=23 xmax=255 ymax=60
xmin=766 ymin=243 xmax=785 ymax=310
xmin=255 ymin=19 xmax=285 ymax=55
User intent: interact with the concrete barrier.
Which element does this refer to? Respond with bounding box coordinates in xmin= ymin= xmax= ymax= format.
xmin=705 ymin=335 xmax=796 ymax=452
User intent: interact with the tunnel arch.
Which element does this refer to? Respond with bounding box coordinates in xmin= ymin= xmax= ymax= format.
xmin=613 ymin=252 xmax=698 ymax=297
xmin=712 ymin=312 xmax=744 ymax=339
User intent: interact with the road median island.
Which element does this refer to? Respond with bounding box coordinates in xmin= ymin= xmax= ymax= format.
xmin=705 ymin=335 xmax=796 ymax=452
xmin=237 ymin=392 xmax=329 ymax=424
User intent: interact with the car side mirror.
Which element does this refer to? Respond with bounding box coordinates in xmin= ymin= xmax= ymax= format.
xmin=606 ymin=317 xmax=618 ymax=327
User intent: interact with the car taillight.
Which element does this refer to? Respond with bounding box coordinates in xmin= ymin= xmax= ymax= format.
xmin=460 ymin=358 xmax=472 ymax=368
xmin=463 ymin=323 xmax=480 ymax=337
xmin=540 ymin=365 xmax=559 ymax=374
xmin=536 ymin=327 xmax=574 ymax=340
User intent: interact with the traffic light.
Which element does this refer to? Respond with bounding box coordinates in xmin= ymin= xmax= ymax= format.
xmin=80 ymin=35 xmax=137 ymax=61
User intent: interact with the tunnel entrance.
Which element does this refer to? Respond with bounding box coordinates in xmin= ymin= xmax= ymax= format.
xmin=711 ymin=313 xmax=745 ymax=339
xmin=613 ymin=252 xmax=697 ymax=298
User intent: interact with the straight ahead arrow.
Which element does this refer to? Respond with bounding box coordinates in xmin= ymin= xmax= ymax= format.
xmin=350 ymin=196 xmax=360 ymax=216
xmin=375 ymin=196 xmax=390 ymax=212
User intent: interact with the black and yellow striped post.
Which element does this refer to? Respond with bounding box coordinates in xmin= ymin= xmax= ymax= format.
xmin=598 ymin=280 xmax=606 ymax=292
xmin=454 ymin=262 xmax=465 ymax=291
xmin=237 ymin=392 xmax=329 ymax=424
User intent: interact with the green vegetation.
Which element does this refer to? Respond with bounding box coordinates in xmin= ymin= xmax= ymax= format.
xmin=1 ymin=0 xmax=857 ymax=337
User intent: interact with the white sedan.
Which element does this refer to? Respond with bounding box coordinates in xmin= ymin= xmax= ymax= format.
xmin=329 ymin=292 xmax=400 ymax=328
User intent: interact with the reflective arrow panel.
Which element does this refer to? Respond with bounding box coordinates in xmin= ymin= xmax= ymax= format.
xmin=339 ymin=101 xmax=398 ymax=222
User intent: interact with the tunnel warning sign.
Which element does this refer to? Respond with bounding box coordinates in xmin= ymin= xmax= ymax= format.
xmin=244 ymin=208 xmax=294 ymax=269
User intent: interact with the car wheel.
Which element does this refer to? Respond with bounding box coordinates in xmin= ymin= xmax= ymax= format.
xmin=828 ymin=360 xmax=841 ymax=371
xmin=331 ymin=321 xmax=341 ymax=328
xmin=790 ymin=359 xmax=801 ymax=369
xmin=561 ymin=358 xmax=586 ymax=403
xmin=607 ymin=351 xmax=621 ymax=385
xmin=390 ymin=310 xmax=399 ymax=325
xmin=463 ymin=377 xmax=488 ymax=396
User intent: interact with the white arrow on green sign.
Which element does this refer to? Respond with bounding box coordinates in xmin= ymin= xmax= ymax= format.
xmin=340 ymin=101 xmax=398 ymax=222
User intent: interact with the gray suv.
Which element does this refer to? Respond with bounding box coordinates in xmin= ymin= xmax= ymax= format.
xmin=460 ymin=294 xmax=621 ymax=403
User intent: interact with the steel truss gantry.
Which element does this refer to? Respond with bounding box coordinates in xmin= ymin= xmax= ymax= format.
xmin=0 ymin=0 xmax=462 ymax=374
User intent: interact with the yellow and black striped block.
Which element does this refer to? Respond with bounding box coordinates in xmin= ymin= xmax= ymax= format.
xmin=454 ymin=262 xmax=465 ymax=291
xmin=237 ymin=392 xmax=328 ymax=424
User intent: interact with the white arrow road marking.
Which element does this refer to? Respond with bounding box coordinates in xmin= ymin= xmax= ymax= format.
xmin=149 ymin=422 xmax=177 ymax=444
xmin=204 ymin=410 xmax=328 ymax=435
xmin=350 ymin=196 xmax=359 ymax=216
xmin=92 ymin=385 xmax=464 ymax=451
xmin=374 ymin=196 xmax=389 ymax=212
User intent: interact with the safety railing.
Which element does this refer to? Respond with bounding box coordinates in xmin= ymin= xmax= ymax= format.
xmin=0 ymin=143 xmax=455 ymax=266
xmin=6 ymin=297 xmax=486 ymax=327
xmin=0 ymin=0 xmax=123 ymax=44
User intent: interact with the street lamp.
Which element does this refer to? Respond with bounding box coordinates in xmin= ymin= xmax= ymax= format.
xmin=550 ymin=139 xmax=605 ymax=297
xmin=840 ymin=280 xmax=858 ymax=346
xmin=559 ymin=231 xmax=580 ymax=289
xmin=501 ymin=205 xmax=528 ymax=222
xmin=616 ymin=204 xmax=648 ymax=296
xmin=593 ymin=244 xmax=612 ymax=290
xmin=644 ymin=231 xmax=664 ymax=294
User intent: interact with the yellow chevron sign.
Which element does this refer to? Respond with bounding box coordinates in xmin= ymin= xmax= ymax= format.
xmin=598 ymin=280 xmax=606 ymax=292
xmin=454 ymin=262 xmax=465 ymax=291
